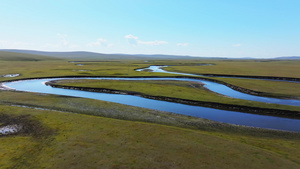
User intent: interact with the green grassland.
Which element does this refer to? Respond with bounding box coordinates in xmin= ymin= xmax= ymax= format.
xmin=50 ymin=79 xmax=300 ymax=112
xmin=1 ymin=91 xmax=300 ymax=168
xmin=0 ymin=60 xmax=151 ymax=79
xmin=164 ymin=60 xmax=300 ymax=78
xmin=214 ymin=77 xmax=300 ymax=98
xmin=1 ymin=54 xmax=300 ymax=168
xmin=0 ymin=60 xmax=191 ymax=80
xmin=161 ymin=60 xmax=300 ymax=98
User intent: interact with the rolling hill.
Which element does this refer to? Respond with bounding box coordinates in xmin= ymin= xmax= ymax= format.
xmin=274 ymin=56 xmax=300 ymax=60
xmin=0 ymin=49 xmax=203 ymax=60
xmin=0 ymin=51 xmax=61 ymax=61
xmin=1 ymin=49 xmax=300 ymax=61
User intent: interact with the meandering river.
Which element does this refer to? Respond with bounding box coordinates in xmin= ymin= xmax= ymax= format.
xmin=136 ymin=65 xmax=300 ymax=82
xmin=3 ymin=76 xmax=300 ymax=132
xmin=136 ymin=66 xmax=300 ymax=106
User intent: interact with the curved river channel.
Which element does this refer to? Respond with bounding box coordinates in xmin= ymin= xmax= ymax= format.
xmin=136 ymin=65 xmax=300 ymax=83
xmin=3 ymin=75 xmax=300 ymax=132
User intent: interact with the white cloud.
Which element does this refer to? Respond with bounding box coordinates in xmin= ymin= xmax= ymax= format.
xmin=232 ymin=44 xmax=241 ymax=47
xmin=177 ymin=43 xmax=189 ymax=47
xmin=125 ymin=34 xmax=138 ymax=40
xmin=87 ymin=38 xmax=113 ymax=47
xmin=124 ymin=34 xmax=168 ymax=46
xmin=138 ymin=40 xmax=168 ymax=46
xmin=125 ymin=34 xmax=139 ymax=46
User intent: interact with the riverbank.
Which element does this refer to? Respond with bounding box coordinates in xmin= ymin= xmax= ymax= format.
xmin=1 ymin=103 xmax=300 ymax=168
xmin=137 ymin=65 xmax=300 ymax=99
xmin=45 ymin=80 xmax=300 ymax=119
xmin=163 ymin=60 xmax=300 ymax=78
xmin=2 ymin=73 xmax=300 ymax=100
xmin=1 ymin=57 xmax=300 ymax=168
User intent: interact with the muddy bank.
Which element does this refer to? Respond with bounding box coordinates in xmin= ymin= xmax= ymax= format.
xmin=46 ymin=81 xmax=300 ymax=119
xmin=1 ymin=74 xmax=299 ymax=100
xmin=0 ymin=83 xmax=12 ymax=91
xmin=196 ymin=77 xmax=300 ymax=100
xmin=201 ymin=74 xmax=300 ymax=82
xmin=223 ymin=83 xmax=300 ymax=100
xmin=167 ymin=76 xmax=299 ymax=100
xmin=136 ymin=65 xmax=300 ymax=82
xmin=136 ymin=66 xmax=300 ymax=99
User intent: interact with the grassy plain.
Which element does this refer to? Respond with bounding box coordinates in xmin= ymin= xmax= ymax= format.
xmin=214 ymin=78 xmax=300 ymax=98
xmin=1 ymin=55 xmax=300 ymax=168
xmin=162 ymin=60 xmax=300 ymax=98
xmin=0 ymin=60 xmax=153 ymax=79
xmin=50 ymin=79 xmax=300 ymax=112
xmin=1 ymin=91 xmax=300 ymax=168
xmin=164 ymin=60 xmax=300 ymax=78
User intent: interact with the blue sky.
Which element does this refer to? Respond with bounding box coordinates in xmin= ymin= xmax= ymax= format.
xmin=1 ymin=0 xmax=300 ymax=58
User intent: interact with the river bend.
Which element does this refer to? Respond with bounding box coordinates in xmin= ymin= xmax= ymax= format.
xmin=3 ymin=77 xmax=300 ymax=132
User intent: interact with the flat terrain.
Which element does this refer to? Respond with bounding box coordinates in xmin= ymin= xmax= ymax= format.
xmin=214 ymin=77 xmax=300 ymax=98
xmin=1 ymin=93 xmax=300 ymax=168
xmin=49 ymin=79 xmax=300 ymax=112
xmin=164 ymin=60 xmax=300 ymax=78
xmin=1 ymin=53 xmax=300 ymax=168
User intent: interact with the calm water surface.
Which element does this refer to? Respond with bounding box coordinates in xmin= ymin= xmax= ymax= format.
xmin=137 ymin=66 xmax=300 ymax=106
xmin=4 ymin=77 xmax=300 ymax=132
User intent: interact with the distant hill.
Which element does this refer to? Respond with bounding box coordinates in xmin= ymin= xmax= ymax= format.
xmin=0 ymin=51 xmax=61 ymax=61
xmin=274 ymin=56 xmax=300 ymax=60
xmin=2 ymin=49 xmax=299 ymax=61
xmin=0 ymin=49 xmax=214 ymax=60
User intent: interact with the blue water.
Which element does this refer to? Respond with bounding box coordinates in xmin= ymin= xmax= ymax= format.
xmin=136 ymin=65 xmax=300 ymax=83
xmin=136 ymin=66 xmax=300 ymax=106
xmin=4 ymin=77 xmax=300 ymax=132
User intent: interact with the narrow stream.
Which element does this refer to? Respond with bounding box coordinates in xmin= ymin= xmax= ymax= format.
xmin=3 ymin=77 xmax=300 ymax=132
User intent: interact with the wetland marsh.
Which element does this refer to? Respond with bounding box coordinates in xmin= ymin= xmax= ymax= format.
xmin=2 ymin=1 xmax=300 ymax=168
xmin=1 ymin=54 xmax=300 ymax=168
xmin=4 ymin=76 xmax=300 ymax=131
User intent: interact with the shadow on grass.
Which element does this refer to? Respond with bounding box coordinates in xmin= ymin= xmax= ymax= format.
xmin=0 ymin=113 xmax=54 ymax=138
xmin=0 ymin=113 xmax=56 ymax=168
